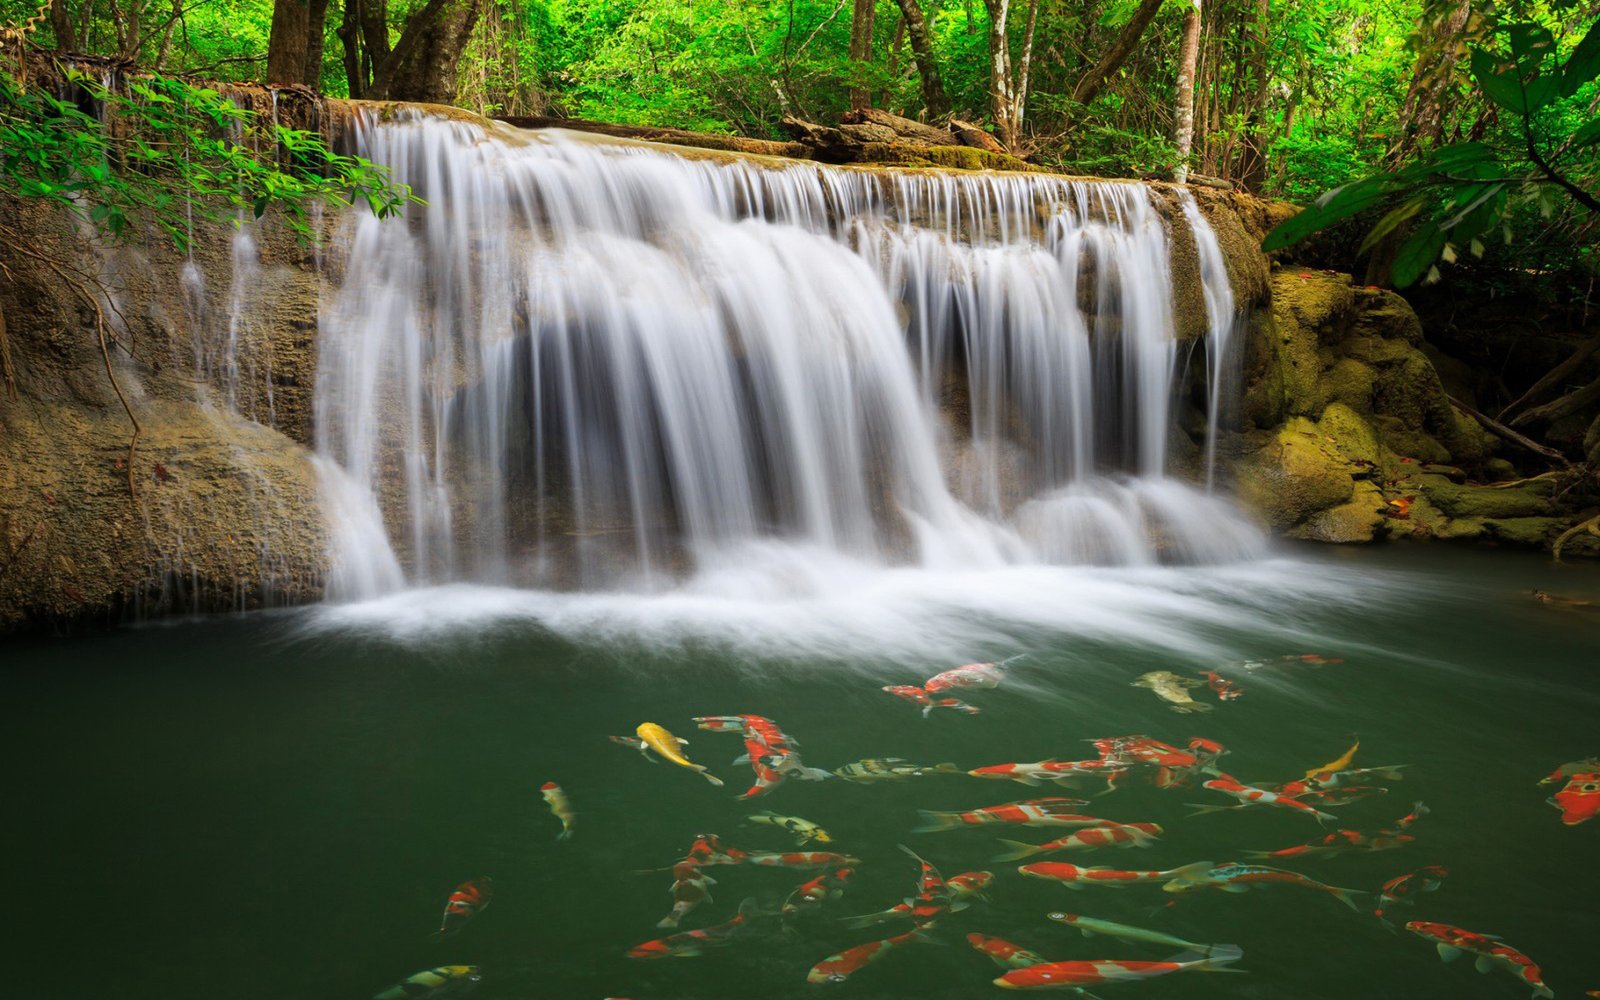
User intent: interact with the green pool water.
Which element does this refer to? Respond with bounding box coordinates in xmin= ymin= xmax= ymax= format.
xmin=5 ymin=543 xmax=1598 ymax=999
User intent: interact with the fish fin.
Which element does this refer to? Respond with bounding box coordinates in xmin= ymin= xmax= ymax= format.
xmin=676 ymin=737 xmax=690 ymax=746
xmin=911 ymin=810 xmax=959 ymax=834
xmin=796 ymin=767 xmax=833 ymax=781
xmin=1011 ymin=775 xmax=1042 ymax=787
xmin=1220 ymin=883 xmax=1251 ymax=893
xmin=1313 ymin=810 xmax=1338 ymax=825
xmin=839 ymin=912 xmax=893 ymax=930
xmin=921 ymin=705 xmax=933 ymax=719
xmin=1437 ymin=944 xmax=1463 ymax=963
xmin=1474 ymin=955 xmax=1494 ymax=974
xmin=732 ymin=754 xmax=750 ymax=765
xmin=1241 ymin=850 xmax=1277 ymax=860
xmin=1186 ymin=803 xmax=1236 ymax=818
xmin=557 ymin=829 xmax=573 ymax=841
xmin=656 ymin=915 xmax=679 ymax=929
xmin=700 ymin=769 xmax=725 ymax=788
xmin=1373 ymin=765 xmax=1409 ymax=781
xmin=948 ymin=900 xmax=969 ymax=913
xmin=992 ymin=840 xmax=1045 ymax=862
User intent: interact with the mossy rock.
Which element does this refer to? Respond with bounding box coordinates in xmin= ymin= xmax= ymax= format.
xmin=1273 ymin=269 xmax=1354 ymax=333
xmin=1483 ymin=517 xmax=1562 ymax=547
xmin=1234 ymin=418 xmax=1356 ymax=530
xmin=1316 ymin=358 xmax=1376 ymax=413
xmin=857 ymin=142 xmax=1037 ymax=172
xmin=1350 ymin=287 xmax=1422 ymax=344
xmin=1374 ymin=417 xmax=1452 ymax=464
xmin=1423 ymin=477 xmax=1556 ymax=519
xmin=1290 ymin=480 xmax=1387 ymax=543
xmin=1317 ymin=402 xmax=1387 ymax=468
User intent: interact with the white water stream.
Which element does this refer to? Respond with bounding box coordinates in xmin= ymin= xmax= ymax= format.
xmin=311 ymin=115 xmax=1265 ymax=609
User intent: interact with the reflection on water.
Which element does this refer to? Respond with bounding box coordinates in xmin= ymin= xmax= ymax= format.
xmin=4 ymin=546 xmax=1599 ymax=1000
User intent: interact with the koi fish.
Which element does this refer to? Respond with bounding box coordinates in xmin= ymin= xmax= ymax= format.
xmin=1248 ymin=802 xmax=1426 ymax=861
xmin=1188 ymin=778 xmax=1336 ymax=824
xmin=746 ymin=811 xmax=832 ymax=844
xmin=1282 ymin=653 xmax=1344 ymax=665
xmin=913 ymin=798 xmax=1098 ymax=832
xmin=693 ymin=715 xmax=800 ymax=746
xmin=658 ymin=861 xmax=717 ymax=929
xmin=618 ymin=723 xmax=723 ymax=787
xmin=1018 ymin=860 xmax=1214 ymax=889
xmin=1406 ymin=921 xmax=1553 ymax=999
xmin=994 ymin=822 xmax=1163 ymax=862
xmin=1200 ymin=670 xmax=1243 ymax=701
xmin=1295 ymin=785 xmax=1388 ymax=808
xmin=626 ymin=898 xmax=764 ymax=959
xmin=1132 ymin=671 xmax=1211 ymax=713
xmin=1538 ymin=755 xmax=1600 ymax=786
xmin=994 ymin=944 xmax=1244 ymax=989
xmin=1162 ymin=862 xmax=1365 ymax=911
xmin=539 ymin=781 xmax=574 ymax=841
xmin=434 ymin=878 xmax=493 ymax=938
xmin=967 ymin=933 xmax=1047 ymax=970
xmin=697 ymin=714 xmax=828 ymax=798
xmin=968 ymin=760 xmax=1129 ymax=789
xmin=1374 ymin=865 xmax=1448 ymax=925
xmin=841 ymin=871 xmax=992 ymax=928
xmin=806 ymin=929 xmax=926 ymax=984
xmin=1046 ymin=912 xmax=1210 ymax=952
xmin=744 ymin=850 xmax=862 ymax=870
xmin=900 ymin=845 xmax=952 ymax=927
xmin=784 ymin=868 xmax=855 ymax=917
xmin=1305 ymin=739 xmax=1360 ymax=781
xmin=373 ymin=965 xmax=482 ymax=999
xmin=679 ymin=832 xmax=748 ymax=868
xmin=834 ymin=758 xmax=963 ymax=782
xmin=1304 ymin=764 xmax=1407 ymax=788
xmin=925 ymin=659 xmax=1011 ymax=693
xmin=1549 ymin=771 xmax=1600 ymax=825
xmin=882 ymin=684 xmax=982 ymax=717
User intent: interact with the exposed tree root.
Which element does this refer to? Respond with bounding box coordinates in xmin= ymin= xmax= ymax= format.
xmin=1448 ymin=395 xmax=1573 ymax=467
xmin=1553 ymin=512 xmax=1600 ymax=563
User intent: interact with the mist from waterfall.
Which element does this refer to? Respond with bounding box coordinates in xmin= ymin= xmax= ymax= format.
xmin=312 ymin=115 xmax=1264 ymax=605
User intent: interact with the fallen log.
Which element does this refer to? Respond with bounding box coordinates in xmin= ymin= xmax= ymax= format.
xmin=497 ymin=115 xmax=807 ymax=158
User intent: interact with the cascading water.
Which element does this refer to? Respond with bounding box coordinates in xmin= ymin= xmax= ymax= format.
xmin=313 ymin=114 xmax=1263 ymax=604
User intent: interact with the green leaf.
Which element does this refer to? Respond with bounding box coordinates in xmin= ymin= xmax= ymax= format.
xmin=1564 ymin=18 xmax=1600 ymax=96
xmin=1358 ymin=197 xmax=1423 ymax=255
xmin=1261 ymin=176 xmax=1394 ymax=251
xmin=1391 ymin=221 xmax=1447 ymax=289
xmin=1571 ymin=118 xmax=1600 ymax=149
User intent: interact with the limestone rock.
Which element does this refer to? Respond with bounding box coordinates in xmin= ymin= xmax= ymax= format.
xmin=1234 ymin=418 xmax=1356 ymax=530
xmin=1290 ymin=480 xmax=1387 ymax=543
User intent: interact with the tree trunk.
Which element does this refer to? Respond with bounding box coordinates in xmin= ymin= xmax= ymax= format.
xmin=1071 ymin=0 xmax=1163 ymax=105
xmin=984 ymin=0 xmax=1015 ymax=150
xmin=890 ymin=0 xmax=949 ymax=118
xmin=371 ymin=0 xmax=484 ymax=104
xmin=1232 ymin=0 xmax=1270 ymax=189
xmin=849 ymin=0 xmax=875 ymax=110
xmin=1010 ymin=0 xmax=1038 ymax=153
xmin=267 ymin=0 xmax=311 ymax=84
xmin=1386 ymin=0 xmax=1473 ymax=169
xmin=1172 ymin=0 xmax=1200 ymax=183
xmin=303 ymin=0 xmax=330 ymax=87
xmin=48 ymin=0 xmax=76 ymax=50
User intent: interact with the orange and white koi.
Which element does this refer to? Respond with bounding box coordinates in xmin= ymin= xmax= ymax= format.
xmin=540 ymin=781 xmax=574 ymax=841
xmin=840 ymin=871 xmax=992 ymax=928
xmin=626 ymin=899 xmax=765 ymax=959
xmin=658 ymin=860 xmax=717 ymax=929
xmin=925 ymin=658 xmax=1013 ymax=693
xmin=1188 ymin=778 xmax=1336 ymax=824
xmin=1018 ymin=860 xmax=1213 ymax=890
xmin=806 ymin=929 xmax=927 ymax=984
xmin=1248 ymin=802 xmax=1426 ymax=861
xmin=1091 ymin=735 xmax=1227 ymax=788
xmin=693 ymin=714 xmax=827 ymax=798
xmin=994 ymin=822 xmax=1163 ymax=862
xmin=899 ymin=845 xmax=952 ymax=928
xmin=1374 ymin=864 xmax=1447 ymax=925
xmin=434 ymin=877 xmax=493 ymax=938
xmin=967 ymin=933 xmax=1047 ymax=970
xmin=1406 ymin=921 xmax=1553 ymax=999
xmin=1162 ymin=862 xmax=1365 ymax=911
xmin=913 ymin=798 xmax=1097 ymax=832
xmin=1538 ymin=755 xmax=1600 ymax=786
xmin=1303 ymin=764 xmax=1407 ymax=789
xmin=784 ymin=867 xmax=854 ymax=917
xmin=882 ymin=684 xmax=982 ymax=717
xmin=993 ymin=944 xmax=1244 ymax=989
xmin=1549 ymin=771 xmax=1600 ymax=826
xmin=1201 ymin=670 xmax=1243 ymax=701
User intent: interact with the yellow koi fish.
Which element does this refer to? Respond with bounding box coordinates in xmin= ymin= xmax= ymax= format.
xmin=540 ymin=781 xmax=574 ymax=840
xmin=1305 ymin=739 xmax=1359 ymax=781
xmin=636 ymin=722 xmax=724 ymax=787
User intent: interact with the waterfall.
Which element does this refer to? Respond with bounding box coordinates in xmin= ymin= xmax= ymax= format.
xmin=313 ymin=114 xmax=1261 ymax=601
xmin=1178 ymin=190 xmax=1238 ymax=490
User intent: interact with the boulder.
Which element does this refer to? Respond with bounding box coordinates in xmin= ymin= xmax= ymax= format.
xmin=1234 ymin=418 xmax=1356 ymax=530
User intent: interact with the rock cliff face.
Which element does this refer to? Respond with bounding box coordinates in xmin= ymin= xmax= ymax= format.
xmin=1228 ymin=267 xmax=1593 ymax=553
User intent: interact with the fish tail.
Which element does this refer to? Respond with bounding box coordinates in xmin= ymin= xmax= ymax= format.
xmin=557 ymin=829 xmax=573 ymax=842
xmin=921 ymin=705 xmax=933 ymax=719
xmin=1185 ymin=803 xmax=1234 ymax=818
xmin=1373 ymin=766 xmax=1408 ymax=781
xmin=840 ymin=911 xmax=893 ymax=930
xmin=1313 ymin=810 xmax=1338 ymax=825
xmin=700 ymin=768 xmax=725 ymax=788
xmin=1241 ymin=849 xmax=1275 ymax=861
xmin=796 ymin=767 xmax=833 ymax=781
xmin=1328 ymin=886 xmax=1367 ymax=912
xmin=992 ymin=839 xmax=1046 ymax=862
xmin=911 ymin=810 xmax=960 ymax=834
xmin=1172 ymin=943 xmax=1244 ymax=972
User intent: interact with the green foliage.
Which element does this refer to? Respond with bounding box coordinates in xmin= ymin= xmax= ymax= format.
xmin=1264 ymin=14 xmax=1600 ymax=287
xmin=0 ymin=64 xmax=415 ymax=250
